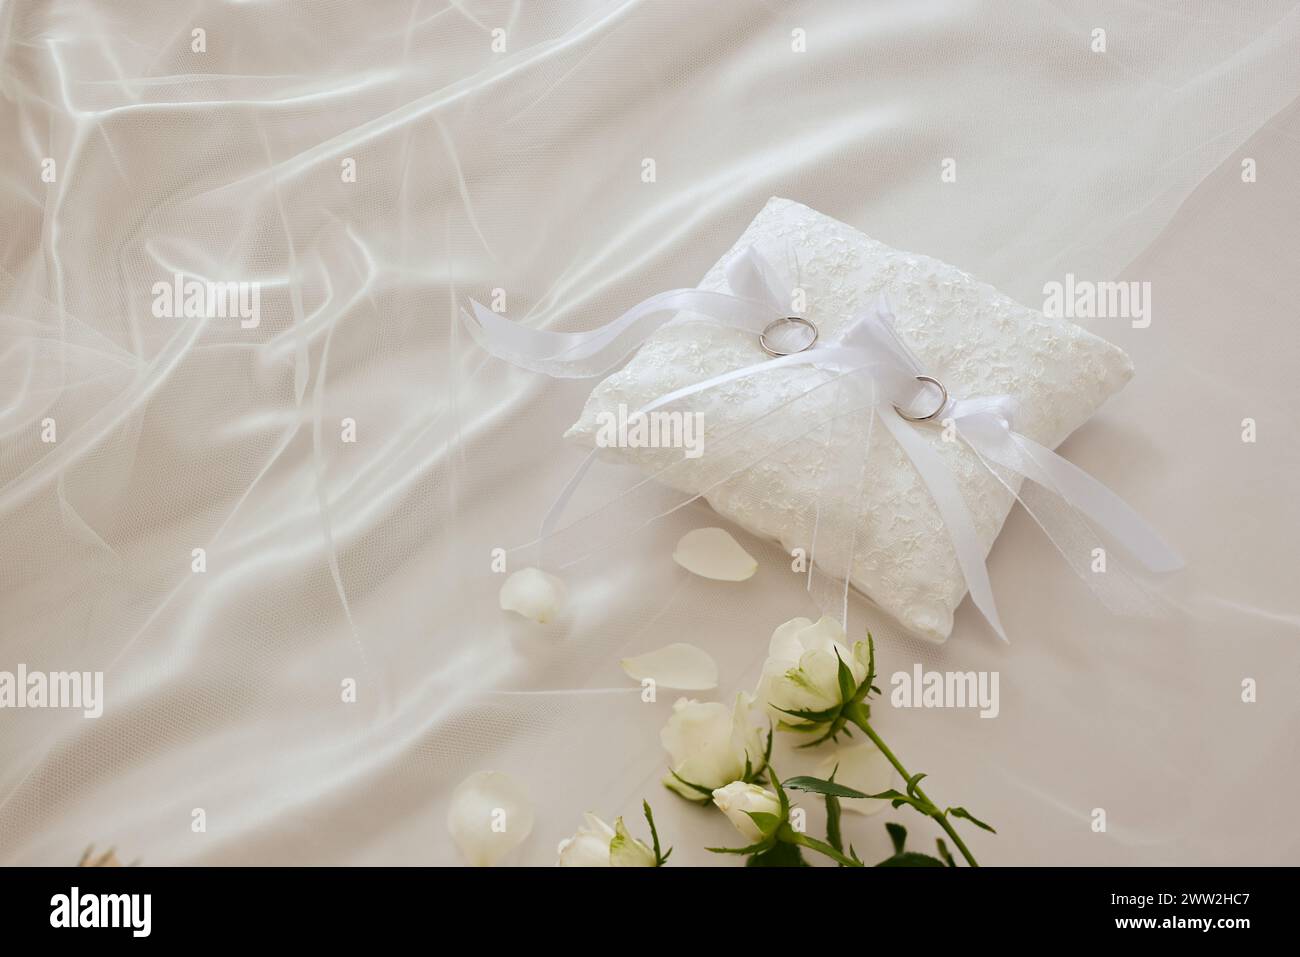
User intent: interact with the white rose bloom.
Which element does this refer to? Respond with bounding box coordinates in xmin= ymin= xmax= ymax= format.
xmin=557 ymin=813 xmax=656 ymax=867
xmin=660 ymin=693 xmax=767 ymax=800
xmin=712 ymin=782 xmax=782 ymax=843
xmin=755 ymin=616 xmax=870 ymax=725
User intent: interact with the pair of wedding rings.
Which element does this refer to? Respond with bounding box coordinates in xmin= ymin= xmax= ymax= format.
xmin=758 ymin=317 xmax=947 ymax=422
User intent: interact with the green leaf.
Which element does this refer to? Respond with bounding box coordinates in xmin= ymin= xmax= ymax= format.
xmin=826 ymin=785 xmax=925 ymax=813
xmin=822 ymin=764 xmax=843 ymax=854
xmin=642 ymin=800 xmax=670 ymax=866
xmin=744 ymin=811 xmax=782 ymax=836
xmin=745 ymin=842 xmax=808 ymax=867
xmin=935 ymin=838 xmax=955 ymax=868
xmin=906 ymin=773 xmax=928 ymax=799
xmin=781 ymin=720 xmax=832 ymax=734
xmin=666 ymin=769 xmax=715 ymax=800
xmin=947 ymin=806 xmax=997 ymax=833
xmin=781 ymin=775 xmax=872 ymax=800
xmin=707 ymin=838 xmax=775 ymax=856
xmin=785 ymin=830 xmax=863 ymax=867
xmin=793 ymin=719 xmax=848 ymax=749
xmin=885 ymin=821 xmax=908 ymax=855
xmin=834 ymin=648 xmax=857 ymax=706
xmin=851 ymin=632 xmax=878 ymax=704
xmin=772 ymin=704 xmax=840 ymax=723
xmin=825 ymin=793 xmax=844 ymax=854
xmin=769 ymin=763 xmax=790 ymax=818
xmin=876 ymin=852 xmax=947 ymax=868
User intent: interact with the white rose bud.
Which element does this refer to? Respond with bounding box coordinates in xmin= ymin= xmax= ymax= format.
xmin=711 ymin=782 xmax=782 ymax=843
xmin=660 ymin=693 xmax=767 ymax=800
xmin=557 ymin=813 xmax=657 ymax=867
xmin=498 ymin=567 xmax=566 ymax=623
xmin=755 ymin=616 xmax=870 ymax=726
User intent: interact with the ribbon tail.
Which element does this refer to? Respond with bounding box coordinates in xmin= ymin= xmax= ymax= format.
xmin=460 ymin=289 xmax=778 ymax=379
xmin=959 ymin=417 xmax=1183 ymax=574
xmin=879 ymin=407 xmax=1010 ymax=643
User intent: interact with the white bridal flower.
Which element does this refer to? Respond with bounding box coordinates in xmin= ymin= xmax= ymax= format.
xmin=447 ymin=771 xmax=535 ymax=867
xmin=557 ymin=813 xmax=657 ymax=867
xmin=712 ymin=782 xmax=782 ymax=842
xmin=756 ymin=615 xmax=870 ymax=724
xmin=661 ymin=693 xmax=767 ymax=800
xmin=498 ymin=567 xmax=566 ymax=623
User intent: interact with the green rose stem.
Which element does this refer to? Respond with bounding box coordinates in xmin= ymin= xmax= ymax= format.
xmin=843 ymin=701 xmax=979 ymax=868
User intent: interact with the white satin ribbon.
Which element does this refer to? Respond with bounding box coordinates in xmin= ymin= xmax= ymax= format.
xmin=462 ymin=286 xmax=779 ymax=378
xmin=461 ymin=248 xmax=1182 ymax=642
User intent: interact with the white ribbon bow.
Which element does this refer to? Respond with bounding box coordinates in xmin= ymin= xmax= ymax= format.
xmin=463 ymin=248 xmax=1181 ymax=642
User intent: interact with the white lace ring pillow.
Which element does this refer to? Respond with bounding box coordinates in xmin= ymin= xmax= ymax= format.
xmin=564 ymin=197 xmax=1133 ymax=642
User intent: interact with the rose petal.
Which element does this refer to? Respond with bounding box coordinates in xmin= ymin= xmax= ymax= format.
xmin=447 ymin=771 xmax=535 ymax=866
xmin=768 ymin=616 xmax=814 ymax=660
xmin=498 ymin=567 xmax=566 ymax=623
xmin=621 ymin=643 xmax=718 ymax=690
xmin=672 ymin=527 xmax=757 ymax=581
xmin=815 ymin=743 xmax=894 ymax=816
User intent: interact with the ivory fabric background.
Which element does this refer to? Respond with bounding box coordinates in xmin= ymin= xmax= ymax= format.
xmin=1 ymin=0 xmax=1298 ymax=866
